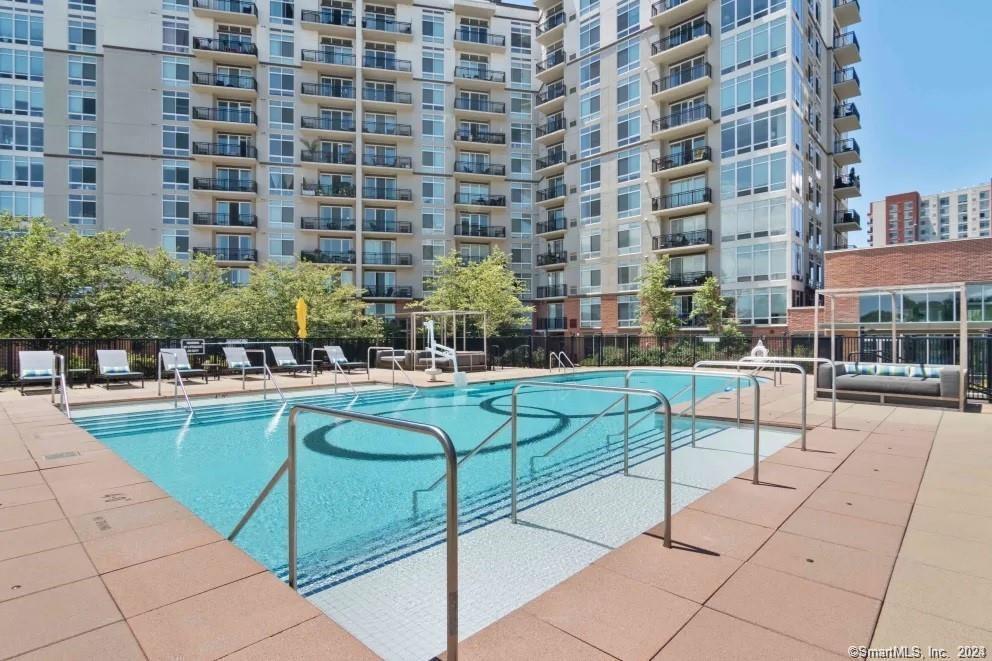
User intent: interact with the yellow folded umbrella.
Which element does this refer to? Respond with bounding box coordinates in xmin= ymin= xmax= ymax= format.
xmin=296 ymin=298 xmax=308 ymax=339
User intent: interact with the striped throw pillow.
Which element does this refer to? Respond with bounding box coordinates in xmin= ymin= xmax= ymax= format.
xmin=277 ymin=358 xmax=297 ymax=367
xmin=175 ymin=363 xmax=191 ymax=370
xmin=875 ymin=364 xmax=909 ymax=377
xmin=910 ymin=366 xmax=942 ymax=379
xmin=102 ymin=366 xmax=130 ymax=374
xmin=855 ymin=363 xmax=877 ymax=376
xmin=230 ymin=360 xmax=252 ymax=368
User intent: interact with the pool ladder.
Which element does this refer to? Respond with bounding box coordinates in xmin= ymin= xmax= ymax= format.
xmin=548 ymin=351 xmax=576 ymax=372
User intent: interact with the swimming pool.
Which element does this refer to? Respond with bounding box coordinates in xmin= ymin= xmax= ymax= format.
xmin=76 ymin=369 xmax=744 ymax=596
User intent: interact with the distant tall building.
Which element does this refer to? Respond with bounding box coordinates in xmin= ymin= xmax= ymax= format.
xmin=868 ymin=182 xmax=992 ymax=247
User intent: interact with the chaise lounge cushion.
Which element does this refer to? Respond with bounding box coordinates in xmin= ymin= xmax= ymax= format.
xmin=834 ymin=373 xmax=941 ymax=397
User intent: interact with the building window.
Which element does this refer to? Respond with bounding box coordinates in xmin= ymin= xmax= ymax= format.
xmin=161 ymin=55 xmax=189 ymax=87
xmin=422 ymin=177 xmax=444 ymax=205
xmin=616 ymin=74 xmax=639 ymax=111
xmin=0 ymin=84 xmax=43 ymax=117
xmin=269 ymin=233 xmax=295 ymax=262
xmin=580 ymin=193 xmax=601 ymax=225
xmin=618 ymin=295 xmax=640 ymax=327
xmin=68 ymin=193 xmax=97 ymax=227
xmin=422 ymin=113 xmax=443 ymax=138
xmin=162 ymin=159 xmax=189 ymax=190
xmin=162 ymin=194 xmax=189 ymax=225
xmin=69 ymin=0 xmax=97 ymax=12
xmin=0 ymin=48 xmax=43 ymax=81
xmin=580 ymin=228 xmax=601 ymax=259
xmin=617 ymin=221 xmax=640 ymax=254
xmin=579 ymin=17 xmax=600 ymax=55
xmin=580 ymin=159 xmax=600 ymax=192
xmin=511 ymin=22 xmax=531 ymax=54
xmin=580 ymin=56 xmax=600 ymax=89
xmin=161 ymin=90 xmax=188 ymax=121
xmin=162 ymin=16 xmax=189 ymax=53
xmin=268 ymin=166 xmax=293 ymax=195
xmin=422 ymin=47 xmax=443 ymax=80
xmin=268 ymin=200 xmax=293 ymax=227
xmin=510 ymin=92 xmax=531 ymax=116
xmin=510 ymin=57 xmax=531 ymax=89
xmin=617 ymin=261 xmax=640 ymax=292
xmin=0 ymin=154 xmax=42 ymax=187
xmin=269 ymin=100 xmax=293 ymax=129
xmin=617 ymin=110 xmax=639 ymax=146
xmin=68 ymin=159 xmax=96 ymax=190
xmin=162 ymin=229 xmax=190 ymax=259
xmin=580 ymin=0 xmax=599 ymax=16
xmin=580 ymin=125 xmax=600 ymax=157
xmin=422 ymin=239 xmax=445 ymax=262
xmin=580 ymin=267 xmax=601 ymax=294
xmin=0 ymin=119 xmax=42 ymax=151
xmin=270 ymin=0 xmax=294 ymax=25
xmin=68 ymin=19 xmax=97 ymax=52
xmin=616 ymin=37 xmax=639 ymax=75
xmin=422 ymin=10 xmax=444 ymax=45
xmin=269 ymin=66 xmax=293 ymax=96
xmin=269 ymin=30 xmax=294 ymax=63
xmin=580 ymin=91 xmax=600 ymax=122
xmin=512 ymin=213 xmax=532 ymax=237
xmin=269 ymin=133 xmax=294 ymax=163
xmin=617 ymin=184 xmax=640 ymax=218
xmin=422 ymin=82 xmax=444 ymax=110
xmin=580 ymin=297 xmax=601 ymax=328
xmin=0 ymin=8 xmax=44 ymax=46
xmin=617 ymin=148 xmax=639 ymax=182
xmin=421 ymin=147 xmax=443 ymax=171
xmin=616 ymin=0 xmax=638 ymax=39
xmin=161 ymin=125 xmax=188 ymax=156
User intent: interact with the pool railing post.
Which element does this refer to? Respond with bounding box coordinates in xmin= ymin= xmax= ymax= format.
xmin=287 ymin=409 xmax=298 ymax=589
xmin=800 ymin=364 xmax=807 ymax=450
xmin=663 ymin=393 xmax=672 ymax=549
xmin=510 ymin=387 xmax=518 ymax=524
xmin=690 ymin=372 xmax=696 ymax=447
xmin=443 ymin=432 xmax=459 ymax=660
xmin=623 ymin=391 xmax=630 ymax=476
xmin=736 ymin=375 xmax=741 ymax=428
xmin=752 ymin=375 xmax=760 ymax=485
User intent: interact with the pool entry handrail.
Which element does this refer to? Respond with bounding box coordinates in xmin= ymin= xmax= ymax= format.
xmin=309 ymin=347 xmax=357 ymax=394
xmin=739 ymin=355 xmax=837 ymax=429
xmin=366 ymin=345 xmax=418 ymax=390
xmin=530 ymin=395 xmax=627 ymax=471
xmin=50 ymin=353 xmax=71 ymax=419
xmin=510 ymin=381 xmax=675 ymax=548
xmin=548 ymin=351 xmax=576 ymax=372
xmin=157 ymin=350 xmax=195 ymax=416
xmin=246 ymin=349 xmax=285 ymax=401
xmin=228 ymin=404 xmax=461 ymax=661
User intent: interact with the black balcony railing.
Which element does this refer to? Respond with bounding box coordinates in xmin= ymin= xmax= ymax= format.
xmin=362 ymin=54 xmax=412 ymax=72
xmin=363 ymin=219 xmax=413 ymax=233
xmin=835 ymin=172 xmax=860 ymax=188
xmin=363 ymin=252 xmax=413 ymax=266
xmin=651 ymin=146 xmax=711 ymax=172
xmin=536 ymin=215 xmax=568 ymax=234
xmin=300 ymin=116 xmax=357 ymax=132
xmin=834 ymin=102 xmax=860 ymax=121
xmin=536 ymin=49 xmax=566 ymax=73
xmin=833 ymin=31 xmax=859 ymax=50
xmin=192 ymin=177 xmax=257 ymax=193
xmin=301 ymin=181 xmax=356 ymax=197
xmin=362 ymin=154 xmax=412 ymax=169
xmin=193 ymin=37 xmax=257 ymax=56
xmin=834 ymin=138 xmax=860 ymax=156
xmin=454 ymin=66 xmax=506 ymax=83
xmin=454 ymin=193 xmax=506 ymax=206
xmin=537 ymin=251 xmax=568 ymax=266
xmin=834 ymin=209 xmax=861 ymax=227
xmin=537 ymin=82 xmax=566 ymax=105
xmin=652 ymin=229 xmax=712 ymax=250
xmin=300 ymin=82 xmax=356 ymax=98
xmin=300 ymin=8 xmax=355 ymax=27
xmin=363 ymin=187 xmax=413 ymax=201
xmin=192 ymin=107 xmax=257 ymax=124
xmin=192 ymin=213 xmax=258 ymax=228
xmin=652 ymin=104 xmax=711 ymax=133
xmin=651 ymin=22 xmax=711 ymax=55
xmin=301 ymin=150 xmax=356 ymax=164
xmin=651 ymin=188 xmax=712 ymax=211
xmin=537 ymin=183 xmax=567 ymax=202
xmin=192 ymin=142 xmax=258 ymax=159
xmin=362 ymin=121 xmax=413 ymax=136
xmin=301 ymin=250 xmax=356 ymax=264
xmin=667 ymin=270 xmax=712 ymax=288
xmin=537 ymin=116 xmax=566 ymax=137
xmin=459 ymin=254 xmax=490 ymax=264
xmin=454 ymin=224 xmax=506 ymax=238
xmin=651 ymin=0 xmax=691 ymax=16
xmin=834 ymin=0 xmax=860 ymax=10
xmin=536 ymin=12 xmax=566 ymax=35
xmin=301 ymin=49 xmax=356 ymax=67
xmin=362 ymin=88 xmax=413 ymax=104
xmin=192 ymin=71 xmax=257 ymax=91
xmin=536 ymin=151 xmax=567 ymax=170
xmin=454 ymin=128 xmax=506 ymax=144
xmin=537 ymin=316 xmax=567 ymax=330
xmin=453 ymin=98 xmax=506 ymax=114
xmin=652 ymin=63 xmax=711 ymax=94
xmin=535 ymin=284 xmax=568 ymax=298
xmin=454 ymin=28 xmax=506 ymax=46
xmin=300 ymin=216 xmax=356 ymax=231
xmin=192 ymin=0 xmax=257 ymax=17
xmin=364 ymin=285 xmax=413 ymax=298
xmin=834 ymin=67 xmax=860 ymax=86
xmin=193 ymin=247 xmax=258 ymax=261
xmin=454 ymin=160 xmax=506 ymax=176
xmin=363 ymin=16 xmax=413 ymax=34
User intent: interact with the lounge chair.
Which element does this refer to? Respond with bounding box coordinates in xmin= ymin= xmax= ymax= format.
xmin=324 ymin=345 xmax=368 ymax=374
xmin=222 ymin=346 xmax=267 ymax=384
xmin=271 ymin=346 xmax=314 ymax=376
xmin=160 ymin=348 xmax=208 ymax=384
xmin=95 ymin=350 xmax=145 ymax=389
xmin=17 ymin=350 xmax=58 ymax=394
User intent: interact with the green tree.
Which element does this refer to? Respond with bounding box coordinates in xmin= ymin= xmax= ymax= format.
xmin=411 ymin=248 xmax=532 ymax=332
xmin=690 ymin=276 xmax=743 ymax=339
xmin=639 ymin=254 xmax=678 ymax=339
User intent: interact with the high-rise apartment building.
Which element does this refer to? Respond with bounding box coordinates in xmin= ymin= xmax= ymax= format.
xmin=868 ymin=181 xmax=991 ymax=247
xmin=4 ymin=0 xmax=861 ymax=330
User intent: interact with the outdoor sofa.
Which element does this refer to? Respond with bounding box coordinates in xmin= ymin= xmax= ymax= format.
xmin=817 ymin=362 xmax=963 ymax=408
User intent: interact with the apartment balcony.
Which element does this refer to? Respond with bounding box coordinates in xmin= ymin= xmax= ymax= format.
xmin=667 ymin=270 xmax=711 ymax=289
xmin=536 ymin=316 xmax=567 ymax=332
xmin=453 ymin=97 xmax=506 ymax=120
xmin=300 ymin=150 xmax=356 ymax=167
xmin=453 ymin=128 xmax=506 ymax=148
xmin=299 ymin=8 xmax=356 ymax=36
xmin=536 ymin=251 xmax=568 ymax=267
xmin=192 ymin=107 xmax=257 ymax=128
xmin=299 ymin=216 xmax=356 ymax=232
xmin=535 ymin=49 xmax=565 ymax=81
xmin=361 ymin=121 xmax=414 ymax=139
xmin=363 ymin=252 xmax=414 ymax=267
xmin=535 ymin=214 xmax=568 ymax=237
xmin=364 ymin=285 xmax=413 ymax=299
xmin=300 ymin=250 xmax=356 ymax=264
xmin=651 ymin=146 xmax=711 ymax=179
xmin=833 ymin=0 xmax=861 ymax=28
xmin=833 ymin=102 xmax=861 ymax=132
xmin=650 ymin=104 xmax=712 ymax=140
xmin=362 ymin=54 xmax=413 ymax=76
xmin=300 ymin=116 xmax=357 ymax=137
xmin=536 ymin=81 xmax=566 ymax=113
xmin=833 ymin=67 xmax=861 ymax=99
xmin=362 ymin=219 xmax=413 ymax=235
xmin=459 ymin=254 xmax=490 ymax=265
xmin=834 ymin=172 xmax=861 ymax=198
xmin=454 ymin=66 xmax=506 ymax=89
xmin=453 ymin=193 xmax=507 ymax=210
xmin=536 ymin=183 xmax=567 ymax=206
xmin=301 ymin=181 xmax=356 ymax=199
xmin=300 ymin=82 xmax=356 ymax=106
xmin=361 ymin=88 xmax=414 ymax=109
xmin=651 ymin=0 xmax=708 ymax=27
xmin=191 ymin=212 xmax=258 ymax=229
xmin=192 ymin=0 xmax=257 ymax=25
xmin=536 ymin=116 xmax=566 ymax=143
xmin=535 ymin=151 xmax=567 ymax=176
xmin=833 ymin=208 xmax=861 ymax=232
xmin=535 ymin=12 xmax=566 ymax=41
xmin=454 ymin=27 xmax=506 ymax=53
xmin=454 ymin=160 xmax=506 ymax=180
xmin=191 ymin=71 xmax=257 ymax=99
xmin=652 ymin=229 xmax=712 ymax=254
xmin=300 ymin=49 xmax=356 ymax=74
xmin=832 ymin=31 xmax=861 ymax=67
xmin=192 ymin=178 xmax=258 ymax=197
xmin=362 ymin=154 xmax=413 ymax=173
xmin=651 ymin=63 xmax=712 ymax=103
xmin=651 ymin=188 xmax=712 ymax=216
xmin=363 ymin=187 xmax=413 ymax=203
xmin=192 ymin=37 xmax=257 ymax=64
xmin=362 ymin=16 xmax=413 ymax=39
xmin=650 ymin=22 xmax=712 ymax=65
xmin=192 ymin=142 xmax=257 ymax=165
xmin=535 ymin=284 xmax=567 ymax=299
xmin=833 ymin=138 xmax=861 ymax=167
xmin=193 ymin=247 xmax=258 ymax=262
xmin=454 ymin=224 xmax=506 ymax=239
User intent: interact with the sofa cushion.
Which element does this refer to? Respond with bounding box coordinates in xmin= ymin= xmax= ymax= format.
xmin=876 ymin=364 xmax=911 ymax=377
xmin=835 ymin=374 xmax=941 ymax=396
xmin=909 ymin=365 xmax=942 ymax=379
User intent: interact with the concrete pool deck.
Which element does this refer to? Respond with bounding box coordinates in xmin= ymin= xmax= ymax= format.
xmin=1 ymin=367 xmax=990 ymax=659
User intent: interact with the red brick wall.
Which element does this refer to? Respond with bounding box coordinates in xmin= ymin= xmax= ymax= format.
xmin=882 ymin=192 xmax=920 ymax=245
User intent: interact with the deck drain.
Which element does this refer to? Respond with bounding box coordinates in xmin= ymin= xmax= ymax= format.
xmin=805 ymin=558 xmax=814 ymax=563
xmin=43 ymin=451 xmax=80 ymax=460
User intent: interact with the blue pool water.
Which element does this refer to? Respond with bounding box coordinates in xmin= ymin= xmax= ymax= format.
xmin=77 ymin=370 xmax=741 ymax=595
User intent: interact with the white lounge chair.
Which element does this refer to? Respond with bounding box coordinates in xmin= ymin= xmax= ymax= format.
xmin=95 ymin=350 xmax=145 ymax=389
xmin=271 ymin=346 xmax=312 ymax=376
xmin=223 ymin=346 xmax=267 ymax=384
xmin=323 ymin=345 xmax=367 ymax=374
xmin=17 ymin=350 xmax=58 ymax=393
xmin=160 ymin=348 xmax=208 ymax=383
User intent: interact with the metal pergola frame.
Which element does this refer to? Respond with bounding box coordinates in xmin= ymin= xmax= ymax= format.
xmin=403 ymin=310 xmax=489 ymax=358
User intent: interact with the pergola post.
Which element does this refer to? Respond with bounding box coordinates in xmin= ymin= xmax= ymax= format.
xmin=960 ymin=285 xmax=968 ymax=411
xmin=889 ymin=291 xmax=897 ymax=362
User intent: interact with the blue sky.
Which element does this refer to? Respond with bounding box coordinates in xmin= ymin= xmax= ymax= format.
xmin=841 ymin=0 xmax=992 ymax=246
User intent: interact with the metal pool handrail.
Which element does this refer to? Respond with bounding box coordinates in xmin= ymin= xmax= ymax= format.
xmin=228 ymin=404 xmax=460 ymax=660
xmin=548 ymin=351 xmax=575 ymax=372
xmin=246 ymin=349 xmax=285 ymax=401
xmin=608 ymin=381 xmax=693 ymax=441
xmin=530 ymin=395 xmax=626 ymax=471
xmin=366 ymin=345 xmax=418 ymax=390
xmin=739 ymin=355 xmax=837 ymax=430
xmin=157 ymin=350 xmax=194 ymax=415
xmin=50 ymin=353 xmax=71 ymax=419
xmin=309 ymin=347 xmax=357 ymax=394
xmin=510 ymin=381 xmax=675 ymax=548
